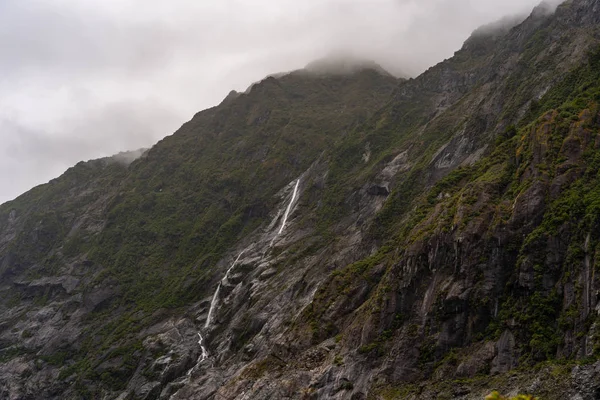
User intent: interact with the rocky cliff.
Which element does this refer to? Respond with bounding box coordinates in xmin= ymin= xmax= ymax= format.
xmin=1 ymin=1 xmax=600 ymax=399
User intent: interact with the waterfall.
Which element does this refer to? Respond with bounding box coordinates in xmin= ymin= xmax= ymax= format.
xmin=278 ymin=179 xmax=300 ymax=235
xmin=198 ymin=178 xmax=301 ymax=363
xmin=268 ymin=178 xmax=302 ymax=249
xmin=204 ymin=283 xmax=221 ymax=329
xmin=198 ymin=333 xmax=209 ymax=362
xmin=223 ymin=250 xmax=245 ymax=284
xmin=204 ymin=249 xmax=246 ymax=329
xmin=187 ymin=332 xmax=210 ymax=376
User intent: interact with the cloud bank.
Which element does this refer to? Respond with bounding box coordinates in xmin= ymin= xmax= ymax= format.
xmin=0 ymin=0 xmax=559 ymax=204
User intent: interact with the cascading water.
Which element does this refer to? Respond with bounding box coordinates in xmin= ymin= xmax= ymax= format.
xmin=198 ymin=333 xmax=209 ymax=362
xmin=269 ymin=179 xmax=301 ymax=249
xmin=223 ymin=251 xmax=245 ymax=284
xmin=204 ymin=250 xmax=246 ymax=329
xmin=278 ymin=179 xmax=300 ymax=235
xmin=187 ymin=333 xmax=210 ymax=375
xmin=204 ymin=284 xmax=221 ymax=329
xmin=196 ymin=179 xmax=301 ymax=364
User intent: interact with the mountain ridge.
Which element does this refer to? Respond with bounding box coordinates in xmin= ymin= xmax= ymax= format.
xmin=2 ymin=1 xmax=600 ymax=399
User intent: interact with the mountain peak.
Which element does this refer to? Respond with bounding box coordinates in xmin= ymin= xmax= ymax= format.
xmin=303 ymin=54 xmax=393 ymax=77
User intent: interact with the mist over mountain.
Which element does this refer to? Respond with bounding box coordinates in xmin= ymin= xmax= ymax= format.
xmin=0 ymin=0 xmax=555 ymax=205
xmin=3 ymin=0 xmax=600 ymax=399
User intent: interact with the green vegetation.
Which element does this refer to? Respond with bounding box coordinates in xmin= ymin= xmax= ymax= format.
xmin=1 ymin=6 xmax=600 ymax=396
xmin=0 ymin=68 xmax=399 ymax=390
xmin=302 ymin=45 xmax=600 ymax=379
xmin=486 ymin=392 xmax=537 ymax=400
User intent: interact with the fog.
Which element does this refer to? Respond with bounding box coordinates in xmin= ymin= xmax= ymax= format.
xmin=0 ymin=0 xmax=561 ymax=204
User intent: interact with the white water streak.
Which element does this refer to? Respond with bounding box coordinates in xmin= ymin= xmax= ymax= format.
xmin=195 ymin=180 xmax=302 ymax=369
xmin=222 ymin=250 xmax=245 ymax=284
xmin=278 ymin=179 xmax=300 ymax=235
xmin=186 ymin=332 xmax=209 ymax=376
xmin=204 ymin=283 xmax=221 ymax=329
xmin=198 ymin=333 xmax=209 ymax=362
xmin=204 ymin=249 xmax=245 ymax=329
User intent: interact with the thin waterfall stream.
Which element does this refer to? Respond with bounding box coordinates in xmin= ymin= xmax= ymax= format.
xmin=196 ymin=178 xmax=301 ymax=364
xmin=198 ymin=333 xmax=208 ymax=362
xmin=278 ymin=179 xmax=300 ymax=234
xmin=204 ymin=250 xmax=245 ymax=329
xmin=204 ymin=284 xmax=221 ymax=330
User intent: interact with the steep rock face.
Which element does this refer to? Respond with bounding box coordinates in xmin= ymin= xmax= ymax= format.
xmin=0 ymin=67 xmax=399 ymax=399
xmin=183 ymin=1 xmax=600 ymax=399
xmin=1 ymin=1 xmax=600 ymax=399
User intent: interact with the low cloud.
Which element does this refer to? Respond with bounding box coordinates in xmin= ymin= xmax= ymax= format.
xmin=0 ymin=0 xmax=559 ymax=204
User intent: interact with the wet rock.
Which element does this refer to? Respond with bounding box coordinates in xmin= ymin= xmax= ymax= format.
xmin=159 ymin=378 xmax=187 ymax=400
xmin=367 ymin=185 xmax=390 ymax=196
xmin=491 ymin=330 xmax=516 ymax=374
xmin=455 ymin=342 xmax=495 ymax=377
xmin=136 ymin=381 xmax=161 ymax=400
xmin=14 ymin=276 xmax=80 ymax=298
xmin=115 ymin=392 xmax=133 ymax=400
xmin=259 ymin=268 xmax=278 ymax=280
xmin=381 ymin=151 xmax=411 ymax=179
xmin=83 ymin=287 xmax=118 ymax=312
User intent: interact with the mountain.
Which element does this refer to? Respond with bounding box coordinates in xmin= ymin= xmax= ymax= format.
xmin=1 ymin=0 xmax=600 ymax=399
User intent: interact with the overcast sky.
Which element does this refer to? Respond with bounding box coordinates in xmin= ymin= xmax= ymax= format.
xmin=0 ymin=0 xmax=554 ymax=204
